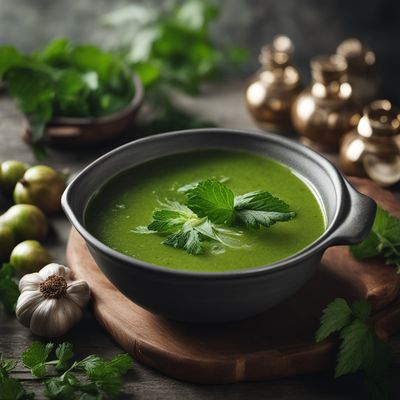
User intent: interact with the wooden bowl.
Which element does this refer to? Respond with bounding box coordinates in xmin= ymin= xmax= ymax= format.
xmin=24 ymin=74 xmax=144 ymax=147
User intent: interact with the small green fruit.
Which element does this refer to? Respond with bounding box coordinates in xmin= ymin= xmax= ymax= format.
xmin=14 ymin=165 xmax=66 ymax=214
xmin=0 ymin=223 xmax=17 ymax=263
xmin=10 ymin=240 xmax=52 ymax=276
xmin=0 ymin=204 xmax=48 ymax=241
xmin=0 ymin=160 xmax=28 ymax=195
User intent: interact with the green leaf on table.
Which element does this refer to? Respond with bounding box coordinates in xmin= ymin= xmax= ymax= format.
xmin=351 ymin=206 xmax=400 ymax=271
xmin=0 ymin=264 xmax=19 ymax=314
xmin=234 ymin=190 xmax=296 ymax=229
xmin=0 ymin=377 xmax=34 ymax=400
xmin=186 ymin=179 xmax=234 ymax=224
xmin=315 ymin=298 xmax=353 ymax=342
xmin=55 ymin=342 xmax=74 ymax=370
xmin=22 ymin=341 xmax=54 ymax=378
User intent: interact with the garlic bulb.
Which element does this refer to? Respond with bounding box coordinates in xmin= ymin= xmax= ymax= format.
xmin=16 ymin=263 xmax=90 ymax=337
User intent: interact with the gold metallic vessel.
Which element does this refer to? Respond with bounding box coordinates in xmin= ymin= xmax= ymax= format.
xmin=336 ymin=38 xmax=378 ymax=106
xmin=245 ymin=35 xmax=302 ymax=134
xmin=291 ymin=55 xmax=360 ymax=152
xmin=340 ymin=100 xmax=400 ymax=186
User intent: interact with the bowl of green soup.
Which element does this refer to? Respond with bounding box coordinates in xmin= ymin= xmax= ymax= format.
xmin=62 ymin=128 xmax=376 ymax=322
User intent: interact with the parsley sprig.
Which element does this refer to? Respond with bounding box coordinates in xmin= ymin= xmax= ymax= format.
xmin=0 ymin=341 xmax=132 ymax=399
xmin=351 ymin=207 xmax=400 ymax=272
xmin=135 ymin=179 xmax=295 ymax=255
xmin=316 ymin=298 xmax=391 ymax=399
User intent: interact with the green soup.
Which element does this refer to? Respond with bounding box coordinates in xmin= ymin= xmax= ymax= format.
xmin=85 ymin=150 xmax=325 ymax=272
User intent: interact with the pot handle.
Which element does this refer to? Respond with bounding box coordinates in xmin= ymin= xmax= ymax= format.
xmin=327 ymin=179 xmax=376 ymax=246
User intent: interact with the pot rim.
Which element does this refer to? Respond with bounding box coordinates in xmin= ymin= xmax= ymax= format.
xmin=62 ymin=128 xmax=370 ymax=281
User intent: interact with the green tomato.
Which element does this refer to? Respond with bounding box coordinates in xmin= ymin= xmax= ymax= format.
xmin=0 ymin=204 xmax=48 ymax=241
xmin=0 ymin=223 xmax=17 ymax=263
xmin=14 ymin=165 xmax=66 ymax=214
xmin=10 ymin=240 xmax=52 ymax=276
xmin=0 ymin=160 xmax=29 ymax=195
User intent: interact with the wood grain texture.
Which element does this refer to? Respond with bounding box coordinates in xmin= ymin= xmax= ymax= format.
xmin=66 ymin=178 xmax=400 ymax=384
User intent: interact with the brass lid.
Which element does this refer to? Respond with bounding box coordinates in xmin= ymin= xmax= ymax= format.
xmin=358 ymin=100 xmax=400 ymax=138
xmin=259 ymin=35 xmax=294 ymax=68
xmin=336 ymin=38 xmax=375 ymax=69
xmin=310 ymin=55 xmax=348 ymax=84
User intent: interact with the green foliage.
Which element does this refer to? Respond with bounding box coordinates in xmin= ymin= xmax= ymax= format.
xmin=351 ymin=206 xmax=400 ymax=272
xmin=136 ymin=179 xmax=295 ymax=255
xmin=0 ymin=39 xmax=135 ymax=144
xmin=0 ymin=263 xmax=19 ymax=314
xmin=102 ymin=0 xmax=247 ymax=133
xmin=315 ymin=298 xmax=391 ymax=399
xmin=1 ymin=341 xmax=133 ymax=399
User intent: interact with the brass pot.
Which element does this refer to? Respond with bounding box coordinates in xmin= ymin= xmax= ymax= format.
xmin=291 ymin=55 xmax=361 ymax=152
xmin=245 ymin=36 xmax=302 ymax=134
xmin=336 ymin=38 xmax=378 ymax=106
xmin=339 ymin=100 xmax=400 ymax=186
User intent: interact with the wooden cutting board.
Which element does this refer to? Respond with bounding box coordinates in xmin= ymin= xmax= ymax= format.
xmin=66 ymin=178 xmax=400 ymax=384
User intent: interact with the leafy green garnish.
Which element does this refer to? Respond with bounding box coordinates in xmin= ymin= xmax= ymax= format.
xmin=136 ymin=179 xmax=295 ymax=255
xmin=102 ymin=0 xmax=246 ymax=133
xmin=0 ymin=263 xmax=19 ymax=314
xmin=0 ymin=39 xmax=134 ymax=146
xmin=144 ymin=200 xmax=243 ymax=255
xmin=0 ymin=354 xmax=34 ymax=400
xmin=17 ymin=341 xmax=133 ymax=399
xmin=351 ymin=206 xmax=400 ymax=272
xmin=316 ymin=298 xmax=391 ymax=399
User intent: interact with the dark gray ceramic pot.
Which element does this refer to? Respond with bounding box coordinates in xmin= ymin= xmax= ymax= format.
xmin=62 ymin=129 xmax=376 ymax=323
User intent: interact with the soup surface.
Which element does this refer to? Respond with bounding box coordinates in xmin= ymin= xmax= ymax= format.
xmin=85 ymin=150 xmax=325 ymax=272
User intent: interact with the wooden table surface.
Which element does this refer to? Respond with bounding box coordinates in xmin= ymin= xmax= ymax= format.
xmin=0 ymin=83 xmax=399 ymax=399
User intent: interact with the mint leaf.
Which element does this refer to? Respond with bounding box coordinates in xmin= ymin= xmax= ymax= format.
xmin=335 ymin=319 xmax=372 ymax=378
xmin=55 ymin=343 xmax=74 ymax=370
xmin=22 ymin=341 xmax=53 ymax=378
xmin=234 ymin=191 xmax=295 ymax=229
xmin=315 ymin=298 xmax=353 ymax=342
xmin=186 ymin=179 xmax=234 ymax=224
xmin=351 ymin=206 xmax=400 ymax=271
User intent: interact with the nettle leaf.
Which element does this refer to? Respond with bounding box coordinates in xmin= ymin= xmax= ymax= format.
xmin=0 ymin=46 xmax=24 ymax=79
xmin=351 ymin=300 xmax=371 ymax=322
xmin=234 ymin=191 xmax=295 ymax=229
xmin=163 ymin=222 xmax=203 ymax=255
xmin=186 ymin=179 xmax=234 ymax=224
xmin=335 ymin=319 xmax=372 ymax=378
xmin=315 ymin=298 xmax=353 ymax=343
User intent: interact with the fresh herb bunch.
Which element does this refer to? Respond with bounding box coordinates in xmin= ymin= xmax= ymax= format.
xmin=102 ymin=0 xmax=247 ymax=132
xmin=135 ymin=179 xmax=295 ymax=255
xmin=0 ymin=39 xmax=135 ymax=143
xmin=316 ymin=298 xmax=391 ymax=400
xmin=0 ymin=263 xmax=19 ymax=314
xmin=0 ymin=341 xmax=132 ymax=399
xmin=351 ymin=206 xmax=400 ymax=272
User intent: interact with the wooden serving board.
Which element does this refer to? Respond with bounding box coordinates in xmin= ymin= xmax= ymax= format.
xmin=67 ymin=178 xmax=400 ymax=384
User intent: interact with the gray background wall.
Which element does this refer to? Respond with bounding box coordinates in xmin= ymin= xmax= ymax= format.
xmin=0 ymin=0 xmax=399 ymax=101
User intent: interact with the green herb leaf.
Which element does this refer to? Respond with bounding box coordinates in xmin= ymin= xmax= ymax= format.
xmin=0 ymin=377 xmax=34 ymax=400
xmin=186 ymin=179 xmax=234 ymax=224
xmin=163 ymin=222 xmax=203 ymax=255
xmin=234 ymin=191 xmax=296 ymax=229
xmin=315 ymin=298 xmax=353 ymax=342
xmin=351 ymin=299 xmax=371 ymax=322
xmin=22 ymin=341 xmax=54 ymax=378
xmin=351 ymin=207 xmax=400 ymax=271
xmin=0 ymin=264 xmax=19 ymax=314
xmin=55 ymin=343 xmax=74 ymax=370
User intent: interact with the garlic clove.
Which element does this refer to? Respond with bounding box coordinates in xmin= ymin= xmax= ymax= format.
xmin=38 ymin=263 xmax=72 ymax=281
xmin=66 ymin=280 xmax=90 ymax=308
xmin=30 ymin=297 xmax=82 ymax=338
xmin=16 ymin=290 xmax=44 ymax=327
xmin=19 ymin=272 xmax=43 ymax=292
